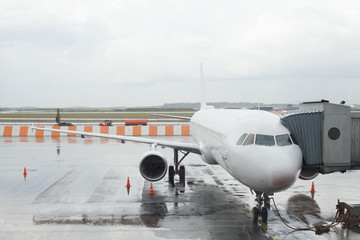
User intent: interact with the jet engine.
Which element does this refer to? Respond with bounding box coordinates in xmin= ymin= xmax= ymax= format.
xmin=139 ymin=151 xmax=168 ymax=182
xmin=299 ymin=167 xmax=319 ymax=180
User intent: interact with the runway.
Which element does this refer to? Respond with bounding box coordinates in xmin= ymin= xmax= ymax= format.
xmin=1 ymin=136 xmax=360 ymax=239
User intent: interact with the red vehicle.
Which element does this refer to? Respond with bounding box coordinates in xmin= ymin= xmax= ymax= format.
xmin=99 ymin=120 xmax=113 ymax=126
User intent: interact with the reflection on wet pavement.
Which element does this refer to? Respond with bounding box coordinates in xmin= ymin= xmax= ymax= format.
xmin=286 ymin=194 xmax=321 ymax=225
xmin=2 ymin=137 xmax=360 ymax=239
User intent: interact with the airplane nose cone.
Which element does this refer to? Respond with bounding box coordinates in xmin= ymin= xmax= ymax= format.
xmin=262 ymin=147 xmax=303 ymax=192
xmin=227 ymin=144 xmax=303 ymax=194
xmin=270 ymin=159 xmax=300 ymax=190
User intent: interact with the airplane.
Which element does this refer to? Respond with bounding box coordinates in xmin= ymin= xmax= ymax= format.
xmin=31 ymin=103 xmax=311 ymax=224
xmin=30 ymin=65 xmax=315 ymax=225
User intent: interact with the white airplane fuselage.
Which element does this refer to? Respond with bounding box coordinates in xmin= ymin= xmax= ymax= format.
xmin=190 ymin=108 xmax=303 ymax=194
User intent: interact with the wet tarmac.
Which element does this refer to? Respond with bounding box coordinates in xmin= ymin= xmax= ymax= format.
xmin=1 ymin=136 xmax=360 ymax=239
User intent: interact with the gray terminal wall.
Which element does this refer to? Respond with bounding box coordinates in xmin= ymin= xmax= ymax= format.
xmin=351 ymin=116 xmax=360 ymax=164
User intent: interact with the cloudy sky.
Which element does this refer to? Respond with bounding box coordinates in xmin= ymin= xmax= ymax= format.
xmin=1 ymin=0 xmax=360 ymax=107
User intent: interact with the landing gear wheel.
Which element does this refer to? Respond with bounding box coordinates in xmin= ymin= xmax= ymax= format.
xmin=264 ymin=194 xmax=270 ymax=209
xmin=265 ymin=202 xmax=270 ymax=209
xmin=179 ymin=165 xmax=185 ymax=186
xmin=252 ymin=207 xmax=260 ymax=224
xmin=169 ymin=166 xmax=175 ymax=185
xmin=261 ymin=207 xmax=268 ymax=224
xmin=170 ymin=149 xmax=189 ymax=193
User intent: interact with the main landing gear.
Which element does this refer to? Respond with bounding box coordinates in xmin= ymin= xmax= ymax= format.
xmin=168 ymin=149 xmax=189 ymax=188
xmin=252 ymin=191 xmax=270 ymax=225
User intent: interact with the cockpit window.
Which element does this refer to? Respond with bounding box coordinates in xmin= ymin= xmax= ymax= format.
xmin=276 ymin=134 xmax=292 ymax=146
xmin=241 ymin=133 xmax=294 ymax=147
xmin=236 ymin=133 xmax=248 ymax=145
xmin=243 ymin=134 xmax=254 ymax=145
xmin=255 ymin=134 xmax=275 ymax=146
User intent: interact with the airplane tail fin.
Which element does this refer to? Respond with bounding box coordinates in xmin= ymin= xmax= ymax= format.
xmin=200 ymin=62 xmax=206 ymax=109
xmin=200 ymin=63 xmax=214 ymax=110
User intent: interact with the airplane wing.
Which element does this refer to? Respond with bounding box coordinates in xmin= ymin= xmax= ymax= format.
xmin=31 ymin=126 xmax=201 ymax=154
xmin=152 ymin=114 xmax=191 ymax=121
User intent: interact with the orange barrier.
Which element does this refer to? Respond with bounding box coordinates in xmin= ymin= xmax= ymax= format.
xmin=116 ymin=126 xmax=125 ymax=135
xmin=165 ymin=126 xmax=174 ymax=136
xmin=133 ymin=126 xmax=141 ymax=136
xmin=181 ymin=125 xmax=190 ymax=136
xmin=100 ymin=126 xmax=109 ymax=134
xmin=19 ymin=126 xmax=29 ymax=137
xmin=84 ymin=126 xmax=93 ymax=133
xmin=52 ymin=126 xmax=60 ymax=137
xmin=0 ymin=125 xmax=191 ymax=137
xmin=35 ymin=126 xmax=44 ymax=137
xmin=67 ymin=126 xmax=76 ymax=137
xmin=149 ymin=126 xmax=157 ymax=136
xmin=3 ymin=126 xmax=12 ymax=137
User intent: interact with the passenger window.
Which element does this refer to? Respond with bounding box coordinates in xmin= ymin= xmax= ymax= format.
xmin=243 ymin=134 xmax=254 ymax=145
xmin=276 ymin=134 xmax=292 ymax=146
xmin=237 ymin=133 xmax=248 ymax=145
xmin=255 ymin=135 xmax=275 ymax=146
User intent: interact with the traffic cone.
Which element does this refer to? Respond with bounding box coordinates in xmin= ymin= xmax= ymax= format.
xmin=126 ymin=177 xmax=131 ymax=188
xmin=149 ymin=183 xmax=154 ymax=194
xmin=23 ymin=167 xmax=27 ymax=176
xmin=310 ymin=181 xmax=316 ymax=193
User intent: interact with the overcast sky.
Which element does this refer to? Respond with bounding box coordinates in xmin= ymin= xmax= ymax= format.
xmin=1 ymin=0 xmax=360 ymax=107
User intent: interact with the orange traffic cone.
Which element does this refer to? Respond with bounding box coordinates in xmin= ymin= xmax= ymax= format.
xmin=23 ymin=167 xmax=27 ymax=176
xmin=126 ymin=177 xmax=131 ymax=188
xmin=149 ymin=183 xmax=154 ymax=194
xmin=310 ymin=181 xmax=316 ymax=193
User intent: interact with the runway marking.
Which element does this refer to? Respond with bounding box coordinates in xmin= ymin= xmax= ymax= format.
xmin=32 ymin=170 xmax=74 ymax=204
xmin=1 ymin=218 xmax=43 ymax=240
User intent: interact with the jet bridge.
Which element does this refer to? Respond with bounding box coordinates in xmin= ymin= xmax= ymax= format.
xmin=281 ymin=101 xmax=360 ymax=174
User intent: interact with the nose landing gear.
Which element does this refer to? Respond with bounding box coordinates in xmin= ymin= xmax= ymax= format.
xmin=252 ymin=191 xmax=270 ymax=225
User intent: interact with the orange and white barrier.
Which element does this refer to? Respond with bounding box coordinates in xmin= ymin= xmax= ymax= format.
xmin=0 ymin=125 xmax=190 ymax=137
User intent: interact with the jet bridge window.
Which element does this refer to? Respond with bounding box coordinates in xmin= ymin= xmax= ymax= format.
xmin=275 ymin=134 xmax=292 ymax=146
xmin=243 ymin=134 xmax=254 ymax=145
xmin=255 ymin=134 xmax=275 ymax=146
xmin=236 ymin=133 xmax=248 ymax=145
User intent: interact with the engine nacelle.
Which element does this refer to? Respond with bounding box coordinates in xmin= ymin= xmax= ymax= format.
xmin=299 ymin=167 xmax=319 ymax=180
xmin=139 ymin=151 xmax=168 ymax=182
